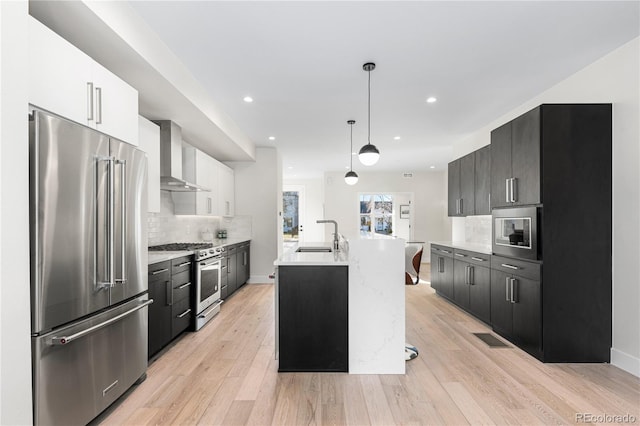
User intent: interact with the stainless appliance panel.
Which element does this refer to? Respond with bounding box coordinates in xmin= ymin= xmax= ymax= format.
xmin=492 ymin=206 xmax=539 ymax=261
xmin=32 ymin=295 xmax=150 ymax=426
xmin=110 ymin=138 xmax=148 ymax=305
xmin=30 ymin=110 xmax=111 ymax=333
xmin=196 ymin=257 xmax=221 ymax=314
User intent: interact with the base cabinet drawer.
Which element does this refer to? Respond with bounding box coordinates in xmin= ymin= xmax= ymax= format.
xmin=171 ymin=298 xmax=192 ymax=339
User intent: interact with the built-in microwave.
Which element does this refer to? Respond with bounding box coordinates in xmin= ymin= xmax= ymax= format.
xmin=492 ymin=206 xmax=540 ymax=260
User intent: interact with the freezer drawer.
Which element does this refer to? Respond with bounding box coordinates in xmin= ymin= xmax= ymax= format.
xmin=32 ymin=295 xmax=150 ymax=426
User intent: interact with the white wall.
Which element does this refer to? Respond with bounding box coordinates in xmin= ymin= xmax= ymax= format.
xmin=283 ymin=178 xmax=325 ymax=242
xmin=323 ymin=170 xmax=451 ymax=245
xmin=451 ymin=38 xmax=640 ymax=376
xmin=0 ymin=1 xmax=33 ymax=424
xmin=229 ymin=147 xmax=282 ymax=282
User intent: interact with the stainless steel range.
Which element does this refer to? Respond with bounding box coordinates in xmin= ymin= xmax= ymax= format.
xmin=149 ymin=243 xmax=223 ymax=330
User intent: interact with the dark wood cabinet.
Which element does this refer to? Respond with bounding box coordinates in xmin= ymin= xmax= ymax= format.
xmin=474 ymin=145 xmax=491 ymax=215
xmin=490 ymin=256 xmax=542 ymax=358
xmin=148 ymin=261 xmax=171 ymax=358
xmin=491 ymin=107 xmax=541 ymax=208
xmin=226 ymin=246 xmax=238 ymax=296
xmin=448 ymin=153 xmax=475 ymax=216
xmin=278 ymin=265 xmax=348 ymax=372
xmin=430 ymin=245 xmax=454 ymax=299
xmin=468 ymin=263 xmax=491 ymax=324
xmin=237 ymin=243 xmax=250 ymax=288
xmin=453 ymin=258 xmax=470 ymax=310
xmin=147 ymin=255 xmax=194 ymax=359
xmin=222 ymin=241 xmax=251 ymax=300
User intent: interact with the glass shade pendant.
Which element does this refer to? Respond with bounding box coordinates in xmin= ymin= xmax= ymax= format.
xmin=358 ymin=62 xmax=380 ymax=166
xmin=344 ymin=120 xmax=359 ymax=185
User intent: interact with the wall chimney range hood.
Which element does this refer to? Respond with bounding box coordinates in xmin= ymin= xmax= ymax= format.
xmin=155 ymin=120 xmax=210 ymax=192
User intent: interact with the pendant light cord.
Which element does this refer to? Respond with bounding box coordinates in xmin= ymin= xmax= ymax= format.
xmin=367 ymin=68 xmax=371 ymax=145
xmin=350 ymin=123 xmax=354 ymax=171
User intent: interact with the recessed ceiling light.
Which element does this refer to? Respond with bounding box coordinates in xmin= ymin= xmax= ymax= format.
xmin=430 ymin=165 xmax=436 ymax=169
xmin=394 ymin=136 xmax=401 ymax=140
xmin=352 ymin=152 xmax=357 ymax=155
xmin=243 ymin=96 xmax=254 ymax=103
xmin=288 ymin=166 xmax=293 ymax=170
xmin=268 ymin=136 xmax=275 ymax=141
xmin=426 ymin=97 xmax=437 ymax=103
xmin=345 ymin=166 xmax=350 ymax=169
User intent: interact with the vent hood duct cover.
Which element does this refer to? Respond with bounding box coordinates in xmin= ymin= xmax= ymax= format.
xmin=156 ymin=120 xmax=210 ymax=192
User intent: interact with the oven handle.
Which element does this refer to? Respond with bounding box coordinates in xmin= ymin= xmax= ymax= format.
xmin=200 ymin=260 xmax=221 ymax=271
xmin=198 ymin=300 xmax=223 ymax=320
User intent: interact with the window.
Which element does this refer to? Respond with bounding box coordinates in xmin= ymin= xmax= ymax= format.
xmin=360 ymin=194 xmax=393 ymax=236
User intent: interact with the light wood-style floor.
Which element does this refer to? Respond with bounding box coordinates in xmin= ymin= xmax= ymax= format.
xmin=99 ymin=274 xmax=640 ymax=425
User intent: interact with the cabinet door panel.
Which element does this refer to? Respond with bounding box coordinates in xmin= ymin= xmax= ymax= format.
xmin=441 ymin=256 xmax=454 ymax=299
xmin=29 ymin=17 xmax=92 ymax=126
xmin=490 ymin=122 xmax=512 ymax=208
xmin=512 ymin=277 xmax=541 ymax=355
xmin=474 ymin=145 xmax=491 ymax=215
xmin=453 ymin=260 xmax=470 ymax=309
xmin=447 ymin=160 xmax=460 ymax=216
xmin=148 ymin=272 xmax=171 ymax=357
xmin=469 ymin=265 xmax=491 ymax=324
xmin=511 ymin=107 xmax=541 ymax=206
xmin=490 ymin=270 xmax=513 ymax=335
xmin=429 ymin=251 xmax=440 ymax=292
xmin=460 ymin=153 xmax=475 ymax=216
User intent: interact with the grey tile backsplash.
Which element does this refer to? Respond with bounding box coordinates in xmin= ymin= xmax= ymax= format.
xmin=147 ymin=192 xmax=251 ymax=246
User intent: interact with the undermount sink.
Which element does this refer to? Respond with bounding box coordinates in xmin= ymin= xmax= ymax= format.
xmin=296 ymin=246 xmax=333 ymax=253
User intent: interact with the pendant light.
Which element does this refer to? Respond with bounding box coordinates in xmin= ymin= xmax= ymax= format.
xmin=344 ymin=120 xmax=359 ymax=185
xmin=358 ymin=62 xmax=380 ymax=166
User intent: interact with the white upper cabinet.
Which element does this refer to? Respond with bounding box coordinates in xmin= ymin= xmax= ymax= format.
xmin=196 ymin=151 xmax=219 ymax=216
xmin=218 ymin=164 xmax=235 ymax=217
xmin=28 ymin=17 xmax=139 ymax=145
xmin=138 ymin=117 xmax=161 ymax=213
xmin=173 ymin=147 xmax=219 ymax=216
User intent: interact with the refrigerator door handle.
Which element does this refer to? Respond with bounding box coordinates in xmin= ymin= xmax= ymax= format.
xmin=49 ymin=299 xmax=153 ymax=346
xmin=97 ymin=156 xmax=115 ymax=289
xmin=115 ymin=159 xmax=127 ymax=285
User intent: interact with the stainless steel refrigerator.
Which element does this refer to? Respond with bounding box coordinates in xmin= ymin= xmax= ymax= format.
xmin=30 ymin=109 xmax=150 ymax=425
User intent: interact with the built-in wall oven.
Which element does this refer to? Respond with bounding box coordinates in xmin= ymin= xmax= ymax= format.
xmin=195 ymin=247 xmax=223 ymax=330
xmin=493 ymin=206 xmax=540 ymax=261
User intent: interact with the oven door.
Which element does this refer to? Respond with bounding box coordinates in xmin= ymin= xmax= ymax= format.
xmin=196 ymin=257 xmax=221 ymax=314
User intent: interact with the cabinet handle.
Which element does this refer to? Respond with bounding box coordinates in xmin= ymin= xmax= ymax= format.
xmin=510 ymin=278 xmax=517 ymax=303
xmin=508 ymin=178 xmax=515 ymax=202
xmin=177 ymin=261 xmax=191 ymax=268
xmin=177 ymin=308 xmax=191 ymax=319
xmin=468 ymin=266 xmax=474 ymax=285
xmin=166 ymin=281 xmax=172 ymax=306
xmin=455 ymin=253 xmax=466 ymax=257
xmin=438 ymin=257 xmax=444 ymax=273
xmin=464 ymin=265 xmax=469 ymax=285
xmin=95 ymin=87 xmax=102 ymax=124
xmin=501 ymin=263 xmax=520 ymax=270
xmin=505 ymin=277 xmax=510 ymax=301
xmin=177 ymin=282 xmax=191 ymax=290
xmin=471 ymin=257 xmax=485 ymax=262
xmin=459 ymin=198 xmax=463 ymax=215
xmin=505 ymin=178 xmax=510 ymax=203
xmin=151 ymin=268 xmax=169 ymax=275
xmin=441 ymin=249 xmax=451 ymax=254
xmin=87 ymin=82 xmax=94 ymax=121
xmin=208 ymin=197 xmax=212 ymax=214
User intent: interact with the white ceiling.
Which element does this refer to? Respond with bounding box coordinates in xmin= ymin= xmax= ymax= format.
xmin=128 ymin=1 xmax=639 ymax=179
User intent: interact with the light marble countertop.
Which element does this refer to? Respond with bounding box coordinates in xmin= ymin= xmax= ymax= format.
xmin=274 ymin=242 xmax=349 ymax=266
xmin=148 ymin=238 xmax=251 ymax=265
xmin=429 ymin=241 xmax=492 ymax=255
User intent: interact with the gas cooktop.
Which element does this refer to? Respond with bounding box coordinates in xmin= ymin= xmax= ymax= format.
xmin=149 ymin=242 xmax=224 ymax=260
xmin=149 ymin=243 xmax=212 ymax=251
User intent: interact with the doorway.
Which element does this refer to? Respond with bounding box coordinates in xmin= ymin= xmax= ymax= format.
xmin=283 ymin=185 xmax=306 ymax=243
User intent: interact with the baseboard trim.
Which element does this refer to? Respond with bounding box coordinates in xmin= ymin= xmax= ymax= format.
xmin=611 ymin=348 xmax=640 ymax=377
xmin=247 ymin=275 xmax=273 ymax=284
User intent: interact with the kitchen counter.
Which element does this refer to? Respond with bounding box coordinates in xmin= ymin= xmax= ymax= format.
xmin=274 ymin=242 xmax=349 ymax=266
xmin=430 ymin=241 xmax=492 ymax=255
xmin=148 ymin=238 xmax=251 ymax=265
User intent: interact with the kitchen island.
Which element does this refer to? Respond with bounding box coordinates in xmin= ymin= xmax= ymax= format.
xmin=274 ymin=238 xmax=405 ymax=374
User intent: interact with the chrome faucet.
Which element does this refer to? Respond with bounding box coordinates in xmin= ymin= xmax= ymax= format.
xmin=316 ymin=219 xmax=339 ymax=251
